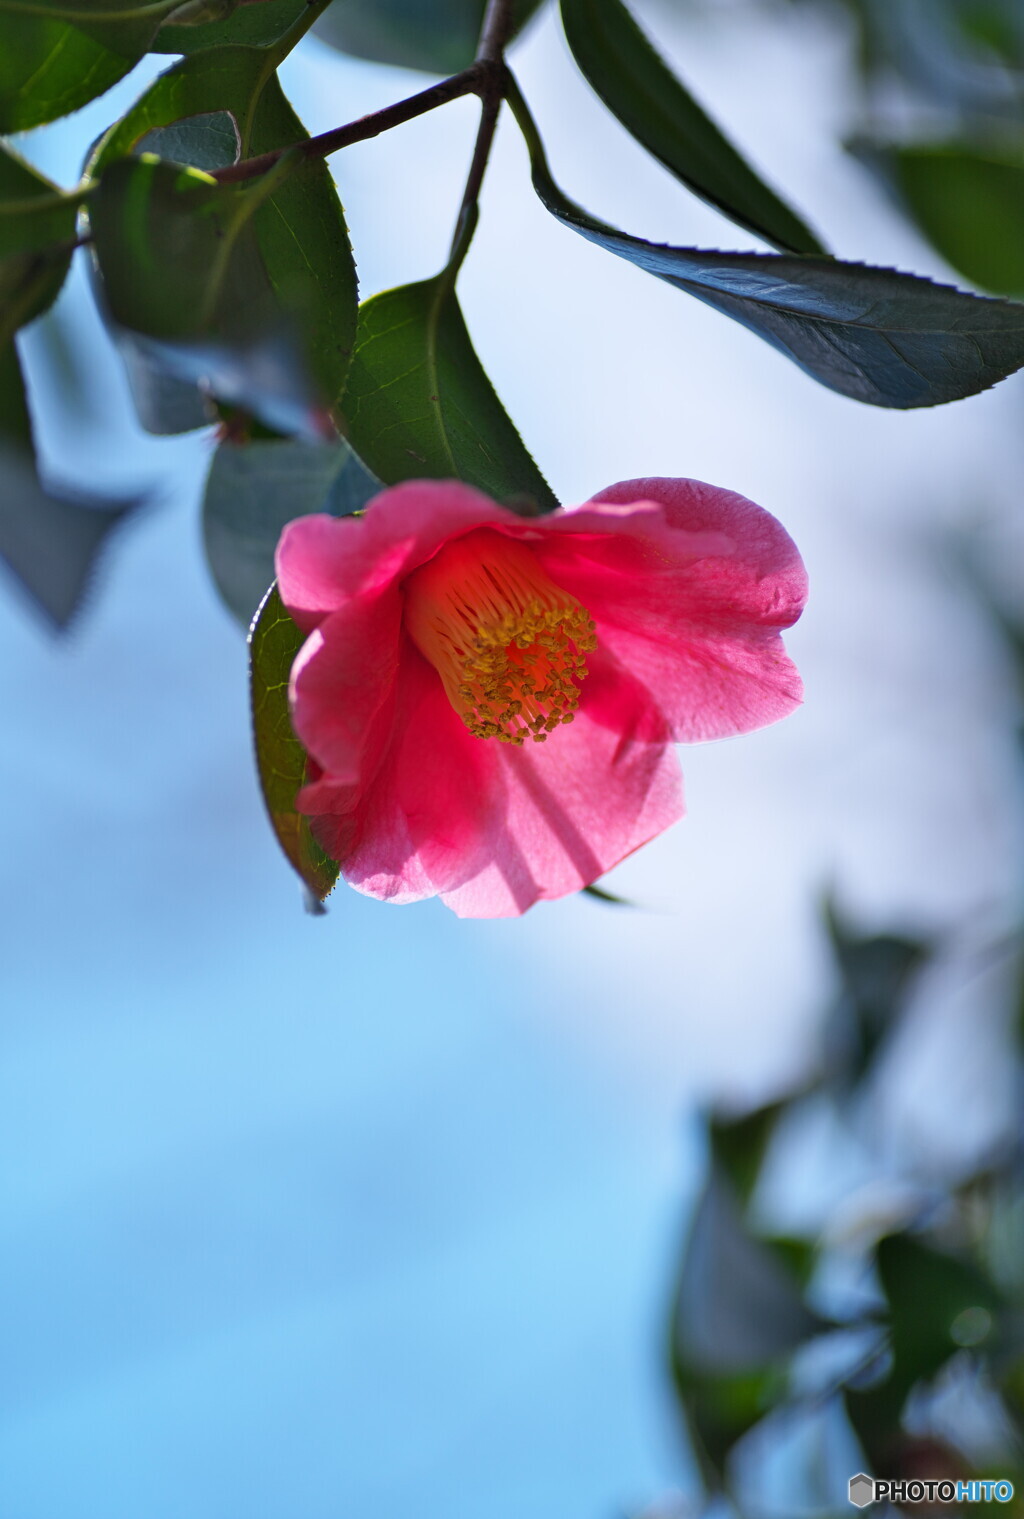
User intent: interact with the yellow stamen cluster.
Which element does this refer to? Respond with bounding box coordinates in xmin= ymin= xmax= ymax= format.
xmin=403 ymin=529 xmax=597 ymax=745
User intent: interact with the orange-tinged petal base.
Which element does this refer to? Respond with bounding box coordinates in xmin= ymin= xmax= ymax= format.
xmin=403 ymin=528 xmax=597 ymax=745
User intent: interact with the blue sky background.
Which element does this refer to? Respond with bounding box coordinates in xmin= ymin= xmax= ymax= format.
xmin=3 ymin=3 xmax=1024 ymax=1516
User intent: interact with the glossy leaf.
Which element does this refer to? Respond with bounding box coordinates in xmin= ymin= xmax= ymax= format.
xmin=0 ymin=0 xmax=169 ymax=131
xmin=559 ymin=0 xmax=824 ymax=255
xmin=249 ymin=583 xmax=340 ymax=901
xmin=0 ymin=145 xmax=78 ymax=333
xmin=313 ymin=0 xmax=544 ymax=75
xmin=87 ymin=46 xmax=358 ymax=436
xmin=508 ymin=82 xmax=1024 ymax=407
xmin=204 ymin=434 xmax=381 ymax=625
xmin=854 ymin=140 xmax=1024 ymax=298
xmin=155 ymin=0 xmax=308 ymax=53
xmin=0 ymin=344 xmax=143 ymax=628
xmin=344 ymin=276 xmax=558 ymax=511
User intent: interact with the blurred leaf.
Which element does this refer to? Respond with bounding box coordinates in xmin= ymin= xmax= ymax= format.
xmin=825 ymin=901 xmax=930 ymax=1083
xmin=854 ymin=140 xmax=1024 ymax=299
xmin=709 ymin=1101 xmax=786 ymax=1207
xmin=0 ymin=344 xmax=143 ymax=628
xmin=673 ymin=1164 xmax=823 ymax=1376
xmin=0 ymin=0 xmax=169 ymax=131
xmin=507 ymin=79 xmax=1024 ymax=408
xmin=155 ymin=0 xmax=308 ymax=52
xmin=249 ymin=583 xmax=340 ymax=901
xmin=86 ymin=45 xmax=358 ymax=436
xmin=669 ymin=1158 xmax=823 ymax=1481
xmin=880 ymin=1233 xmax=1002 ymax=1399
xmin=848 ymin=1230 xmax=1004 ymax=1463
xmin=203 ymin=434 xmax=381 ymax=625
xmin=313 ymin=0 xmax=544 ymax=74
xmin=0 ymin=145 xmax=78 ymax=334
xmin=344 ymin=276 xmax=558 ymax=511
xmin=559 ymin=0 xmax=824 ymax=255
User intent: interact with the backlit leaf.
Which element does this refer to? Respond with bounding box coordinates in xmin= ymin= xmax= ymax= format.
xmin=0 ymin=0 xmax=168 ymax=131
xmin=0 ymin=144 xmax=77 ymax=333
xmin=86 ymin=45 xmax=358 ymax=435
xmin=249 ymin=583 xmax=340 ymax=901
xmin=344 ymin=276 xmax=558 ymax=511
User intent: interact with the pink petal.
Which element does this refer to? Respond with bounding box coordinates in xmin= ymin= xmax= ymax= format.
xmin=440 ymin=649 xmax=684 ymax=918
xmin=531 ymin=479 xmax=807 ymax=741
xmin=275 ymin=480 xmax=521 ymax=633
xmin=290 ymin=586 xmax=402 ymax=785
xmin=325 ymin=643 xmax=509 ymax=904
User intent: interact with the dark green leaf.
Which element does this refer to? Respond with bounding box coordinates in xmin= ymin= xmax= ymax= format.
xmin=203 ymin=434 xmax=381 ymax=625
xmin=0 ymin=0 xmax=169 ymax=131
xmin=249 ymin=583 xmax=340 ymax=901
xmin=824 ymin=900 xmax=930 ymax=1084
xmin=879 ymin=1233 xmax=1001 ymax=1399
xmin=506 ymin=79 xmax=1024 ymax=407
xmin=581 ymin=882 xmax=633 ymax=905
xmin=155 ymin=0 xmax=308 ymax=54
xmin=86 ymin=45 xmax=358 ymax=435
xmin=0 ymin=344 xmax=143 ymax=628
xmin=344 ymin=276 xmax=558 ymax=511
xmin=853 ymin=140 xmax=1024 ymax=299
xmin=313 ymin=0 xmax=544 ymax=74
xmin=709 ymin=1101 xmax=786 ymax=1207
xmin=0 ymin=145 xmax=78 ymax=335
xmin=847 ymin=1230 xmax=1004 ymax=1458
xmin=559 ymin=0 xmax=824 ymax=255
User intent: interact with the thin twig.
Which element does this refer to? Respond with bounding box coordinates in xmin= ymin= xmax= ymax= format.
xmin=211 ymin=63 xmax=490 ymax=185
xmin=446 ymin=0 xmax=517 ymax=272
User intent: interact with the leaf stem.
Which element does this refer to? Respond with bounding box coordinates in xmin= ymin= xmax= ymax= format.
xmin=445 ymin=0 xmax=517 ymax=278
xmin=211 ymin=63 xmax=490 ymax=184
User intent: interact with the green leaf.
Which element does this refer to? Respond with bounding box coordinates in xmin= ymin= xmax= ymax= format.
xmin=824 ymin=900 xmax=930 ymax=1084
xmin=313 ymin=0 xmax=544 ymax=74
xmin=559 ymin=0 xmax=824 ymax=256
xmin=249 ymin=583 xmax=340 ymax=901
xmin=0 ymin=0 xmax=172 ymax=131
xmin=203 ymin=434 xmax=381 ymax=625
xmin=344 ymin=276 xmax=558 ymax=511
xmin=0 ymin=343 xmax=143 ymax=628
xmin=668 ymin=1156 xmax=823 ymax=1481
xmin=0 ymin=145 xmax=78 ymax=336
xmin=854 ymin=140 xmax=1024 ymax=299
xmin=154 ymin=0 xmax=308 ymax=54
xmin=136 ymin=108 xmax=241 ymax=171
xmin=506 ymin=77 xmax=1024 ymax=408
xmin=847 ymin=1230 xmax=1004 ymax=1460
xmin=87 ymin=46 xmax=358 ymax=437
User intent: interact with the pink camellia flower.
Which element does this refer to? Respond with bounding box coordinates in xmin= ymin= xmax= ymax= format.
xmin=276 ymin=476 xmax=807 ymax=918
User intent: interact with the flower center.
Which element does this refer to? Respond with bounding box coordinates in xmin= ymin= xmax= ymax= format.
xmin=403 ymin=529 xmax=597 ymax=745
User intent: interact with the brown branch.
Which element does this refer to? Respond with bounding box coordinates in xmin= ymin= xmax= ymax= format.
xmin=211 ymin=61 xmax=492 ymax=185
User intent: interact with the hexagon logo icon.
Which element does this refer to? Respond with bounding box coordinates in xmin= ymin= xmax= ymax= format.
xmin=848 ymin=1473 xmax=874 ymax=1508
